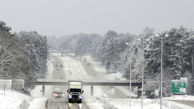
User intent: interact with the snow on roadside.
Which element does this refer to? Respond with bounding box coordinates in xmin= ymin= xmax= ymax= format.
xmin=84 ymin=95 xmax=104 ymax=109
xmin=82 ymin=55 xmax=136 ymax=97
xmin=82 ymin=55 xmax=126 ymax=81
xmin=103 ymin=98 xmax=171 ymax=109
xmin=164 ymin=95 xmax=194 ymax=101
xmin=0 ymin=89 xmax=31 ymax=109
xmin=164 ymin=100 xmax=194 ymax=109
xmin=28 ymin=97 xmax=48 ymax=109
xmin=81 ymin=55 xmax=194 ymax=109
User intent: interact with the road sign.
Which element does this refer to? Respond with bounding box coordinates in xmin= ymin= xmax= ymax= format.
xmin=171 ymin=78 xmax=187 ymax=95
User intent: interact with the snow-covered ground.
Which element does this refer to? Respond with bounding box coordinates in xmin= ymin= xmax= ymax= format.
xmin=81 ymin=55 xmax=194 ymax=109
xmin=0 ymin=90 xmax=31 ymax=109
xmin=28 ymin=97 xmax=48 ymax=109
xmin=164 ymin=95 xmax=194 ymax=101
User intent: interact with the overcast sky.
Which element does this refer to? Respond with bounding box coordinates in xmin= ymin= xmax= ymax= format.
xmin=0 ymin=0 xmax=194 ymax=36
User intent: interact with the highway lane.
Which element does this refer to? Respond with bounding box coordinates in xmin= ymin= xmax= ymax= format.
xmin=46 ymin=97 xmax=89 ymax=109
xmin=46 ymin=53 xmax=90 ymax=109
xmin=46 ymin=98 xmax=67 ymax=109
xmin=62 ymin=54 xmax=135 ymax=98
xmin=78 ymin=56 xmax=135 ymax=98
xmin=47 ymin=54 xmax=67 ymax=109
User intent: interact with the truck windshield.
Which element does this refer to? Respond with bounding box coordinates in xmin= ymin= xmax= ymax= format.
xmin=70 ymin=89 xmax=81 ymax=92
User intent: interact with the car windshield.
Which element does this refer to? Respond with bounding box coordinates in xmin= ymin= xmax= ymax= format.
xmin=70 ymin=89 xmax=81 ymax=92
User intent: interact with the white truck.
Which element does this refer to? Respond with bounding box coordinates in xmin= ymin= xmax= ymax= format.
xmin=67 ymin=81 xmax=84 ymax=103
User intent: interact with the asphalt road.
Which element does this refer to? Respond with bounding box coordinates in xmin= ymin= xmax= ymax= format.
xmin=46 ymin=97 xmax=89 ymax=109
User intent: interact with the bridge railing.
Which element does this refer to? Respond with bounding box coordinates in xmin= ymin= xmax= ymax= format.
xmin=34 ymin=79 xmax=142 ymax=87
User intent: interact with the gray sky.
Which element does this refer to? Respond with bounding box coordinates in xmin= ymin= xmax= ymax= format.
xmin=0 ymin=0 xmax=194 ymax=36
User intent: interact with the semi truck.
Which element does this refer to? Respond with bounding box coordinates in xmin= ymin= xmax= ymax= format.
xmin=67 ymin=81 xmax=84 ymax=103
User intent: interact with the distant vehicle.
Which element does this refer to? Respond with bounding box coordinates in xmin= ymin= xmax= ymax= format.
xmin=52 ymin=88 xmax=65 ymax=98
xmin=52 ymin=91 xmax=65 ymax=98
xmin=67 ymin=81 xmax=84 ymax=103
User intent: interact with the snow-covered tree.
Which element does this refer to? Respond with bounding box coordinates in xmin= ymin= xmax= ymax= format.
xmin=0 ymin=21 xmax=48 ymax=91
xmin=17 ymin=31 xmax=48 ymax=79
xmin=144 ymin=27 xmax=194 ymax=96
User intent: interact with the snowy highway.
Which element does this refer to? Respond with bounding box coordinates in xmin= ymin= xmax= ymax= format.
xmin=45 ymin=53 xmax=131 ymax=109
xmin=46 ymin=98 xmax=89 ymax=109
xmin=45 ymin=53 xmax=90 ymax=109
xmin=2 ymin=1 xmax=194 ymax=109
xmin=30 ymin=53 xmax=194 ymax=109
xmin=1 ymin=53 xmax=194 ymax=109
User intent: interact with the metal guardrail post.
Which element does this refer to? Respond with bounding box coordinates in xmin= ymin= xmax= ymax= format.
xmin=91 ymin=85 xmax=94 ymax=96
xmin=42 ymin=85 xmax=45 ymax=96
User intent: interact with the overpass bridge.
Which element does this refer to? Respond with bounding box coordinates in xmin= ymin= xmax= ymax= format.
xmin=48 ymin=50 xmax=74 ymax=56
xmin=33 ymin=79 xmax=142 ymax=96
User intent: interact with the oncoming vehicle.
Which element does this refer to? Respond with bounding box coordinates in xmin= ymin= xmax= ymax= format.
xmin=67 ymin=81 xmax=84 ymax=103
xmin=52 ymin=88 xmax=65 ymax=98
xmin=52 ymin=91 xmax=65 ymax=98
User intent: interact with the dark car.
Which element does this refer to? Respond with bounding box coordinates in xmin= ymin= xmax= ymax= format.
xmin=52 ymin=91 xmax=65 ymax=98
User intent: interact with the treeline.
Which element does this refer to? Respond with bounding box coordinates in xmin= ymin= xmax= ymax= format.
xmin=0 ymin=21 xmax=48 ymax=90
xmin=48 ymin=33 xmax=102 ymax=56
xmin=144 ymin=27 xmax=194 ymax=97
xmin=48 ymin=27 xmax=194 ymax=97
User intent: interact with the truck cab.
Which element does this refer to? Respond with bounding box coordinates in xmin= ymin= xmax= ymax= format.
xmin=67 ymin=81 xmax=84 ymax=103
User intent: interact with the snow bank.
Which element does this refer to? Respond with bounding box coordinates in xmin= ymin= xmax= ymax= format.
xmin=164 ymin=95 xmax=194 ymax=101
xmin=162 ymin=100 xmax=194 ymax=109
xmin=28 ymin=97 xmax=48 ymax=109
xmin=100 ymin=98 xmax=171 ymax=109
xmin=0 ymin=90 xmax=31 ymax=109
xmin=84 ymin=95 xmax=104 ymax=109
xmin=162 ymin=95 xmax=194 ymax=109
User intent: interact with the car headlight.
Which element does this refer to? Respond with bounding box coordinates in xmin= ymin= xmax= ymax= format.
xmin=68 ymin=95 xmax=72 ymax=99
xmin=53 ymin=93 xmax=57 ymax=97
xmin=79 ymin=96 xmax=82 ymax=99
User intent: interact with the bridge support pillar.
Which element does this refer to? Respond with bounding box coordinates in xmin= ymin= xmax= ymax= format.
xmin=91 ymin=85 xmax=94 ymax=96
xmin=42 ymin=85 xmax=45 ymax=96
